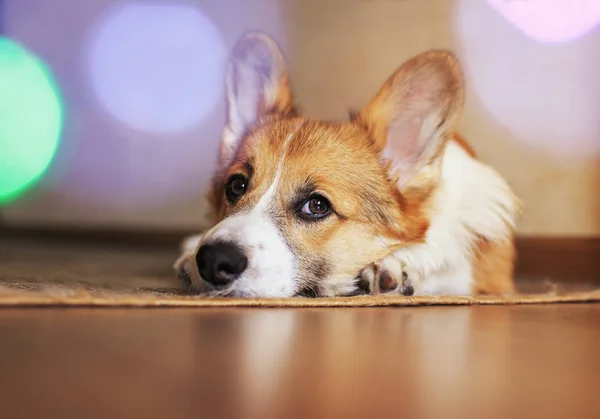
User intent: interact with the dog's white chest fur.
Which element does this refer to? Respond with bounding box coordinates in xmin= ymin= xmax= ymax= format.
xmin=390 ymin=141 xmax=519 ymax=296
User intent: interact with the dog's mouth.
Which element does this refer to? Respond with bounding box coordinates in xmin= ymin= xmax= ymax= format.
xmin=177 ymin=264 xmax=322 ymax=298
xmin=177 ymin=258 xmax=372 ymax=299
xmin=294 ymin=286 xmax=320 ymax=298
xmin=293 ymin=277 xmax=370 ymax=298
xmin=176 ymin=262 xmax=272 ymax=298
xmin=177 ymin=265 xmax=235 ymax=297
xmin=178 ymin=266 xmax=193 ymax=290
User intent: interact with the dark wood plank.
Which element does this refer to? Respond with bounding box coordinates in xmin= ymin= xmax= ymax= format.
xmin=0 ymin=305 xmax=599 ymax=419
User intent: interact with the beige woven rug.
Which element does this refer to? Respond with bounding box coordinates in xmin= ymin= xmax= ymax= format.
xmin=1 ymin=284 xmax=600 ymax=308
xmin=1 ymin=237 xmax=598 ymax=308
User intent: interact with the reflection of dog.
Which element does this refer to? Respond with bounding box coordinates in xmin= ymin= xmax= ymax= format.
xmin=175 ymin=32 xmax=520 ymax=298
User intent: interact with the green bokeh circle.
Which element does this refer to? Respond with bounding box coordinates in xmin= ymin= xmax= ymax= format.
xmin=0 ymin=37 xmax=64 ymax=205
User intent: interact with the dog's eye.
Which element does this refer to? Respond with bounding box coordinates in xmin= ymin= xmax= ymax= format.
xmin=300 ymin=195 xmax=331 ymax=218
xmin=226 ymin=175 xmax=247 ymax=202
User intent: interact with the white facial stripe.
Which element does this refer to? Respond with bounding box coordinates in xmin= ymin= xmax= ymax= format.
xmin=201 ymin=212 xmax=297 ymax=297
xmin=253 ymin=121 xmax=304 ymax=212
xmin=191 ymin=122 xmax=305 ymax=297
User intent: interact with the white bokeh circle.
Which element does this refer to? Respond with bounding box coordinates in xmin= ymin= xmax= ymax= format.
xmin=86 ymin=1 xmax=227 ymax=134
xmin=454 ymin=0 xmax=600 ymax=158
xmin=485 ymin=0 xmax=600 ymax=44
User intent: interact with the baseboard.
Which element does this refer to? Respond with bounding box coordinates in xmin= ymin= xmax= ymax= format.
xmin=1 ymin=225 xmax=598 ymax=283
xmin=515 ymin=237 xmax=599 ymax=283
xmin=0 ymin=224 xmax=191 ymax=248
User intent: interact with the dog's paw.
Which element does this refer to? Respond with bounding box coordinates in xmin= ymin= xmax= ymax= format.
xmin=174 ymin=251 xmax=197 ymax=291
xmin=356 ymin=256 xmax=414 ymax=296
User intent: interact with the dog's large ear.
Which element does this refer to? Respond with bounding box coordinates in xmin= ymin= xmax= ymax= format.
xmin=355 ymin=50 xmax=464 ymax=194
xmin=221 ymin=32 xmax=295 ymax=167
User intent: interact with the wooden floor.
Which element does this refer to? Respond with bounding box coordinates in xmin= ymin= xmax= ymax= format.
xmin=1 ymin=305 xmax=599 ymax=419
xmin=1 ymin=235 xmax=599 ymax=418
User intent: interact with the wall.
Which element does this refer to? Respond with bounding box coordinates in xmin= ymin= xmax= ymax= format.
xmin=2 ymin=0 xmax=599 ymax=236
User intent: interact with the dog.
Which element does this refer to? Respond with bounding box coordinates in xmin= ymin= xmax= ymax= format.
xmin=174 ymin=32 xmax=520 ymax=298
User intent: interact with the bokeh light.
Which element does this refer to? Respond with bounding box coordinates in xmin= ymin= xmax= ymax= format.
xmin=86 ymin=1 xmax=227 ymax=134
xmin=0 ymin=37 xmax=63 ymax=205
xmin=42 ymin=1 xmax=232 ymax=211
xmin=455 ymin=0 xmax=600 ymax=158
xmin=486 ymin=0 xmax=600 ymax=44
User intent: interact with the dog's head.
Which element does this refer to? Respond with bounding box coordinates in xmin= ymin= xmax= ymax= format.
xmin=183 ymin=32 xmax=464 ymax=297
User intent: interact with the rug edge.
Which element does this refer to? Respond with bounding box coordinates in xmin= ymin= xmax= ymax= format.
xmin=1 ymin=289 xmax=599 ymax=308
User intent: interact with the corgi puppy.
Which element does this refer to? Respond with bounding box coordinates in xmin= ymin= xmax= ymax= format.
xmin=174 ymin=32 xmax=520 ymax=298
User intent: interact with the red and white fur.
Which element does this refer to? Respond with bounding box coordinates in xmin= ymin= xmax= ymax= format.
xmin=175 ymin=32 xmax=520 ymax=298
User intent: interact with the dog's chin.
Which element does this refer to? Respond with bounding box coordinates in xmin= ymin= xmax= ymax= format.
xmin=176 ymin=254 xmax=366 ymax=298
xmin=176 ymin=266 xmax=232 ymax=297
xmin=177 ymin=266 xmax=367 ymax=299
xmin=176 ymin=265 xmax=296 ymax=298
xmin=188 ymin=284 xmax=245 ymax=298
xmin=187 ymin=282 xmax=293 ymax=298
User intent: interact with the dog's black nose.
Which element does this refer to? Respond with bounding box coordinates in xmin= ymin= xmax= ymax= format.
xmin=196 ymin=242 xmax=248 ymax=286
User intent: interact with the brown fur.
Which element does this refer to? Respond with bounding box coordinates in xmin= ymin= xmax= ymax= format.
xmin=455 ymin=133 xmax=517 ymax=295
xmin=449 ymin=133 xmax=517 ymax=295
xmin=472 ymin=236 xmax=517 ymax=295
xmin=451 ymin=132 xmax=477 ymax=157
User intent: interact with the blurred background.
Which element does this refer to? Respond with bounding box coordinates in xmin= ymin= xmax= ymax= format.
xmin=0 ymin=0 xmax=598 ymax=236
